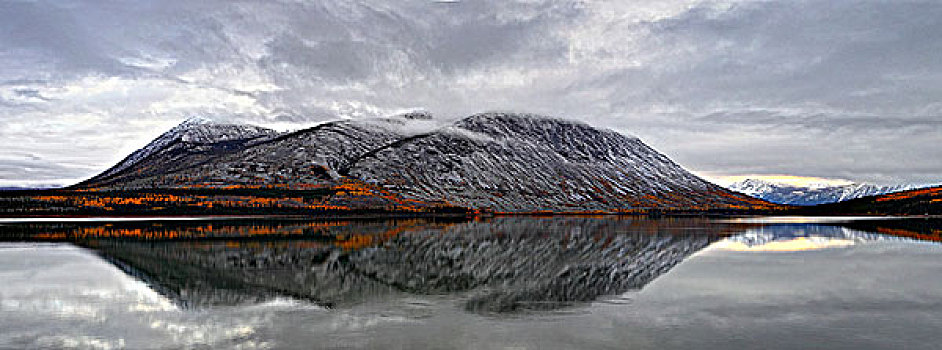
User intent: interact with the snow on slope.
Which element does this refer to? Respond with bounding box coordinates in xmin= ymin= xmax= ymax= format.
xmin=727 ymin=178 xmax=914 ymax=206
xmin=80 ymin=114 xmax=441 ymax=189
xmin=80 ymin=112 xmax=770 ymax=211
xmin=347 ymin=113 xmax=762 ymax=212
xmin=80 ymin=117 xmax=279 ymax=186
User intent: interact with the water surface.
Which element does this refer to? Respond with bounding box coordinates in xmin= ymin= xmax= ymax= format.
xmin=1 ymin=216 xmax=940 ymax=349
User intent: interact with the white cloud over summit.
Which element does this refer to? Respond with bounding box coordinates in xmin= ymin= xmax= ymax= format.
xmin=1 ymin=0 xmax=940 ymax=186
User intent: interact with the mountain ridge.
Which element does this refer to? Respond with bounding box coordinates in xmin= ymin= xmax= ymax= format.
xmin=728 ymin=178 xmax=914 ymax=206
xmin=79 ymin=117 xmax=280 ymax=187
xmin=71 ymin=112 xmax=775 ymax=213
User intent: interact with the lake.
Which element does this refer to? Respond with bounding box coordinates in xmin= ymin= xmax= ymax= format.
xmin=1 ymin=216 xmax=940 ymax=349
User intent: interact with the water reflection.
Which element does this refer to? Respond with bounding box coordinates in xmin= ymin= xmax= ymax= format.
xmin=3 ymin=217 xmax=942 ymax=349
xmin=1 ymin=217 xmax=939 ymax=313
xmin=0 ymin=217 xmax=746 ymax=311
xmin=714 ymin=224 xmax=921 ymax=252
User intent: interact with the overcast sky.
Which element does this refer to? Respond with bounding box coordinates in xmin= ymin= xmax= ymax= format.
xmin=1 ymin=0 xmax=941 ymax=187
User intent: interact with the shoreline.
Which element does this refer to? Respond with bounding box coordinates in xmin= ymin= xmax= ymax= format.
xmin=1 ymin=212 xmax=939 ymax=223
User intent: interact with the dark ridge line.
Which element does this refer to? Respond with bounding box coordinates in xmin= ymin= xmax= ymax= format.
xmin=245 ymin=121 xmax=341 ymax=147
xmin=156 ymin=127 xmax=368 ymax=184
xmin=337 ymin=132 xmax=438 ymax=177
xmin=170 ymin=125 xmax=374 ymax=184
xmin=158 ymin=122 xmax=370 ymax=184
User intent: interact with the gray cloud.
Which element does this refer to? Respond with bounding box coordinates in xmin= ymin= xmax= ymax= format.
xmin=0 ymin=0 xmax=940 ymax=186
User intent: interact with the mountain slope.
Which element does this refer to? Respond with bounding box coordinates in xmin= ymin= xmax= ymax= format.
xmin=347 ymin=113 xmax=770 ymax=212
xmin=75 ymin=112 xmax=774 ymax=212
xmin=728 ymin=179 xmax=913 ymax=205
xmin=146 ymin=117 xmax=425 ymax=188
xmin=77 ymin=115 xmax=438 ymax=189
xmin=78 ymin=117 xmax=280 ymax=188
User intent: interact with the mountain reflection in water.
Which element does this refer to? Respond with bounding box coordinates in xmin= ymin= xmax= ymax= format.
xmin=1 ymin=216 xmax=939 ymax=314
xmin=0 ymin=217 xmax=742 ymax=311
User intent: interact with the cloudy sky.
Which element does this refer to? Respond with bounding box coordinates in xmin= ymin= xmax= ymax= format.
xmin=1 ymin=0 xmax=941 ymax=187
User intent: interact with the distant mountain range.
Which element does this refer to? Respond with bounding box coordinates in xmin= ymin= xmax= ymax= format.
xmin=727 ymin=179 xmax=914 ymax=206
xmin=70 ymin=112 xmax=773 ymax=213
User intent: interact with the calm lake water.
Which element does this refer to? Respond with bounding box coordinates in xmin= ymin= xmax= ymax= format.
xmin=0 ymin=216 xmax=940 ymax=349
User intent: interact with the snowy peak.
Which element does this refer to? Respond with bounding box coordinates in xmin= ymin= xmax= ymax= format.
xmin=727 ymin=179 xmax=914 ymax=205
xmin=729 ymin=179 xmax=781 ymax=197
xmin=176 ymin=116 xmax=214 ymax=128
xmin=85 ymin=117 xmax=278 ymax=183
xmin=135 ymin=116 xmax=276 ymax=151
xmin=170 ymin=117 xmax=278 ymax=144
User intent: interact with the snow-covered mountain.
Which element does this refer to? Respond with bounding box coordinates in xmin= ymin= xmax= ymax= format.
xmin=348 ymin=113 xmax=760 ymax=211
xmin=77 ymin=112 xmax=773 ymax=212
xmin=727 ymin=179 xmax=913 ymax=206
xmin=81 ymin=117 xmax=280 ymax=187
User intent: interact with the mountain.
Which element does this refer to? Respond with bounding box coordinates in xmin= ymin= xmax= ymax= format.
xmin=796 ymin=186 xmax=942 ymax=215
xmin=727 ymin=179 xmax=913 ymax=206
xmin=73 ymin=112 xmax=774 ymax=213
xmin=77 ymin=115 xmax=440 ymax=190
xmin=78 ymin=117 xmax=280 ymax=188
xmin=348 ymin=113 xmax=766 ymax=212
